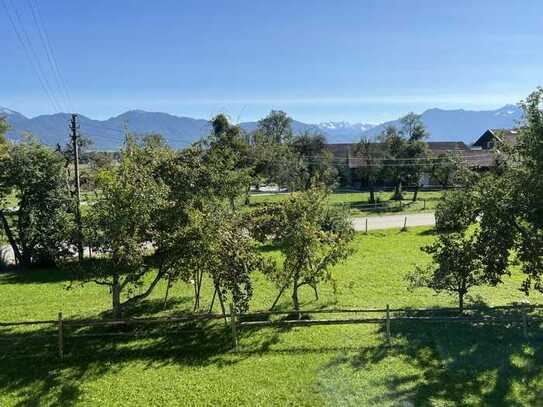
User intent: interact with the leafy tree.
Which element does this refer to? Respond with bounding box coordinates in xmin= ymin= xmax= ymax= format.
xmin=164 ymin=207 xmax=267 ymax=313
xmin=152 ymin=146 xmax=223 ymax=310
xmin=335 ymin=148 xmax=352 ymax=188
xmin=268 ymin=144 xmax=305 ymax=191
xmin=380 ymin=115 xmax=429 ymax=201
xmin=249 ymin=188 xmax=354 ymax=316
xmin=0 ymin=117 xmax=8 ymax=158
xmin=408 ymin=232 xmax=485 ymax=312
xmin=59 ymin=135 xmax=94 ymax=164
xmin=354 ymin=137 xmax=382 ymax=203
xmin=430 ymin=151 xmax=461 ymax=189
xmin=82 ymin=137 xmax=168 ymax=318
xmin=257 ymin=110 xmax=293 ymax=144
xmin=250 ymin=111 xmax=300 ymax=192
xmin=400 ymin=112 xmax=428 ymax=141
xmin=400 ymin=113 xmax=429 ymax=201
xmin=0 ymin=139 xmax=75 ymax=266
xmin=206 ymin=114 xmax=252 ymax=209
xmin=88 ymin=151 xmax=115 ymax=170
xmin=430 ymin=88 xmax=543 ymax=297
xmin=0 ymin=118 xmax=12 ymax=254
xmin=0 ymin=118 xmax=10 ymax=202
xmin=153 ymin=144 xmax=270 ymax=313
xmin=291 ymin=132 xmax=337 ymax=190
xmin=380 ymin=125 xmax=406 ymax=200
xmin=435 ymin=189 xmax=478 ymax=233
xmin=250 ymin=134 xmax=299 ymax=191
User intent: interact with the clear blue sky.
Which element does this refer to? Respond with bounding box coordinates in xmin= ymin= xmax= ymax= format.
xmin=2 ymin=0 xmax=542 ymax=123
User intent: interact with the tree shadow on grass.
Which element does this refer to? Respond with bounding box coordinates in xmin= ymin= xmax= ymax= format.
xmin=323 ymin=305 xmax=543 ymax=406
xmin=0 ymin=297 xmax=285 ymax=406
xmin=0 ymin=266 xmax=77 ymax=285
xmin=0 ymin=256 xmax=161 ymax=286
xmin=417 ymin=228 xmax=438 ymax=236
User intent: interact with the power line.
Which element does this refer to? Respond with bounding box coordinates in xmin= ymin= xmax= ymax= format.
xmin=300 ymin=153 xmax=494 ymax=163
xmin=27 ymin=0 xmax=73 ymax=111
xmin=298 ymin=155 xmax=492 ymax=168
xmin=2 ymin=0 xmax=62 ymax=112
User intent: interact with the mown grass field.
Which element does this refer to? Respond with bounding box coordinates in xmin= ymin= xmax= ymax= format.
xmin=1 ymin=227 xmax=542 ymax=406
xmin=249 ymin=190 xmax=443 ymax=217
xmin=3 ymin=190 xmax=18 ymax=208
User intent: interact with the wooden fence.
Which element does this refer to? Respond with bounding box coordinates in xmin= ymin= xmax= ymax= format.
xmin=346 ymin=198 xmax=428 ymax=212
xmin=1 ymin=304 xmax=541 ymax=359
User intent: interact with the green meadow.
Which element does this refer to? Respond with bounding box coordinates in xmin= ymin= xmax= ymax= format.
xmin=1 ymin=227 xmax=541 ymax=406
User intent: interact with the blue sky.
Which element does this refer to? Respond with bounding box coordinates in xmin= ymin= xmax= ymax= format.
xmin=1 ymin=0 xmax=542 ymax=123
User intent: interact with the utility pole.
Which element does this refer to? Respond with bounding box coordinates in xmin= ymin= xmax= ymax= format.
xmin=70 ymin=113 xmax=84 ymax=262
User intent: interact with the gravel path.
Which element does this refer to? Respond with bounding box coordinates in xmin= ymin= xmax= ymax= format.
xmin=351 ymin=212 xmax=436 ymax=232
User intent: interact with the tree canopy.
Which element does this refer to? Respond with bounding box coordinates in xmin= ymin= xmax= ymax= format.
xmin=431 ymin=88 xmax=543 ymax=297
xmin=0 ymin=139 xmax=75 ymax=266
xmin=247 ymin=188 xmax=354 ymax=316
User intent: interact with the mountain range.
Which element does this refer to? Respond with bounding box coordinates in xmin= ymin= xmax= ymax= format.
xmin=1 ymin=104 xmax=523 ymax=150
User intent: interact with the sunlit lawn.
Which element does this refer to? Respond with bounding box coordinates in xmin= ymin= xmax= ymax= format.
xmin=1 ymin=227 xmax=541 ymax=406
xmin=2 ymin=191 xmax=18 ymax=208
xmin=248 ymin=190 xmax=443 ymax=217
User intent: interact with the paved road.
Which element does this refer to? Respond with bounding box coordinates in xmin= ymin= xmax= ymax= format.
xmin=351 ymin=212 xmax=436 ymax=232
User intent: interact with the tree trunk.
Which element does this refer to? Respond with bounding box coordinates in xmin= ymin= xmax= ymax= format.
xmin=244 ymin=185 xmax=251 ymax=206
xmin=458 ymin=291 xmax=464 ymax=313
xmin=17 ymin=198 xmax=32 ymax=267
xmin=209 ymin=287 xmax=217 ymax=312
xmin=292 ymin=284 xmax=300 ymax=319
xmin=393 ymin=181 xmax=403 ymax=201
xmin=269 ymin=266 xmax=299 ymax=310
xmin=369 ymin=185 xmax=375 ymax=204
xmin=193 ymin=270 xmax=204 ymax=311
xmin=214 ymin=281 xmax=228 ymax=324
xmin=413 ymin=186 xmax=419 ymax=202
xmin=163 ymin=275 xmax=172 ymax=308
xmin=20 ymin=243 xmax=31 ymax=268
xmin=0 ymin=210 xmax=23 ymax=265
xmin=291 ymin=272 xmax=301 ymax=319
xmin=311 ymin=283 xmax=319 ymax=300
xmin=112 ymin=273 xmax=122 ymax=319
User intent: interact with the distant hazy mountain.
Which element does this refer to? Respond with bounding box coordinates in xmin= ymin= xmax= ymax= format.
xmin=362 ymin=104 xmax=523 ymax=142
xmin=1 ymin=104 xmax=522 ymax=149
xmin=1 ymin=109 xmax=211 ymax=150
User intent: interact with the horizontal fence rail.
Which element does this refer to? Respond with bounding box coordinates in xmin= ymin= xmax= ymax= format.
xmin=1 ymin=304 xmax=540 ymax=359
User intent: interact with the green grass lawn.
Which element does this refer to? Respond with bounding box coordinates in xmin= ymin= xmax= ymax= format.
xmin=1 ymin=227 xmax=542 ymax=406
xmin=248 ymin=190 xmax=443 ymax=217
xmin=3 ymin=190 xmax=18 ymax=208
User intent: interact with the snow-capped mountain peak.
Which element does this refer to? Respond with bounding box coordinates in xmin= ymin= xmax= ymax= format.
xmin=318 ymin=121 xmax=375 ymax=131
xmin=494 ymin=105 xmax=518 ymax=117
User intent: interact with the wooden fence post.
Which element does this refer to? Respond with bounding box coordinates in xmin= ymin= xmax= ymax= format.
xmin=365 ymin=218 xmax=368 ymax=234
xmin=385 ymin=304 xmax=391 ymax=344
xmin=401 ymin=216 xmax=407 ymax=232
xmin=229 ymin=303 xmax=238 ymax=352
xmin=58 ymin=312 xmax=64 ymax=360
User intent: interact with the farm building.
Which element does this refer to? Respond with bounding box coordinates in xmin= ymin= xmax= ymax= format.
xmin=326 ymin=128 xmax=518 ymax=188
xmin=471 ymin=128 xmax=521 ymax=150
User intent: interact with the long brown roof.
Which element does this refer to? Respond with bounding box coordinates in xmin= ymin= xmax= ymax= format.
xmin=325 ymin=141 xmax=494 ymax=169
